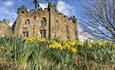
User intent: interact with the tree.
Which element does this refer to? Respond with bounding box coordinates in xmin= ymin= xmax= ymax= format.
xmin=80 ymin=0 xmax=115 ymax=41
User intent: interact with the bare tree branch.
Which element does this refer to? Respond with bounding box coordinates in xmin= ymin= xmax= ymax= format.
xmin=80 ymin=0 xmax=115 ymax=41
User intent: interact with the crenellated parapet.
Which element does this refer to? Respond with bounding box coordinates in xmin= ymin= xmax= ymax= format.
xmin=0 ymin=19 xmax=10 ymax=24
xmin=69 ymin=16 xmax=77 ymax=23
xmin=17 ymin=3 xmax=77 ymax=24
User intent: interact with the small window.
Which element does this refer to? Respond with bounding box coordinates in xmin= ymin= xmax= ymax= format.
xmin=34 ymin=16 xmax=36 ymax=20
xmin=56 ymin=20 xmax=58 ymax=23
xmin=66 ymin=25 xmax=70 ymax=40
xmin=66 ymin=25 xmax=70 ymax=35
xmin=24 ymin=19 xmax=30 ymax=28
xmin=41 ymin=17 xmax=47 ymax=28
xmin=40 ymin=30 xmax=46 ymax=38
xmin=23 ymin=31 xmax=29 ymax=37
xmin=21 ymin=11 xmax=25 ymax=14
xmin=67 ymin=36 xmax=70 ymax=40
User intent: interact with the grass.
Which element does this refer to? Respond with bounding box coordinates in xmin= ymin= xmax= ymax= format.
xmin=0 ymin=36 xmax=115 ymax=70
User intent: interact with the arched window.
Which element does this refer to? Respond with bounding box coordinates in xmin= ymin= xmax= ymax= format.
xmin=24 ymin=19 xmax=30 ymax=28
xmin=41 ymin=17 xmax=47 ymax=28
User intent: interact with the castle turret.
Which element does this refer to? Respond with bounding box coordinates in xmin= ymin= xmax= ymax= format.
xmin=70 ymin=16 xmax=77 ymax=23
xmin=17 ymin=5 xmax=28 ymax=15
xmin=70 ymin=16 xmax=79 ymax=40
xmin=48 ymin=3 xmax=56 ymax=12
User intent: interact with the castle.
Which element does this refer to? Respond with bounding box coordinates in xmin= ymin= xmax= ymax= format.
xmin=0 ymin=3 xmax=78 ymax=41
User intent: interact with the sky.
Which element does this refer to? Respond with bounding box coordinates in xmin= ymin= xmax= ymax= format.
xmin=0 ymin=0 xmax=83 ymax=27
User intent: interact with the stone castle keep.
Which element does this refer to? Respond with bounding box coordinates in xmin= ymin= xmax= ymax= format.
xmin=0 ymin=3 xmax=78 ymax=41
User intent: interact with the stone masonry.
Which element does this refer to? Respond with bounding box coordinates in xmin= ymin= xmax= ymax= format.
xmin=0 ymin=19 xmax=11 ymax=37
xmin=0 ymin=3 xmax=78 ymax=41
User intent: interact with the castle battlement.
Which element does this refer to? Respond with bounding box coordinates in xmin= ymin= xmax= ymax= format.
xmin=0 ymin=19 xmax=10 ymax=24
xmin=17 ymin=3 xmax=77 ymax=24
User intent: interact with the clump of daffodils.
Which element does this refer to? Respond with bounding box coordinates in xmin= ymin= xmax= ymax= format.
xmin=25 ymin=37 xmax=37 ymax=44
xmin=94 ymin=41 xmax=113 ymax=47
xmin=49 ymin=41 xmax=62 ymax=50
xmin=70 ymin=47 xmax=77 ymax=53
xmin=87 ymin=42 xmax=93 ymax=48
xmin=25 ymin=37 xmax=115 ymax=54
xmin=75 ymin=41 xmax=84 ymax=47
xmin=49 ymin=41 xmax=77 ymax=53
xmin=25 ymin=37 xmax=49 ymax=44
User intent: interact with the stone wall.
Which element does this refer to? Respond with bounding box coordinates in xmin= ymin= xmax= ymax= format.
xmin=0 ymin=19 xmax=11 ymax=37
xmin=12 ymin=4 xmax=78 ymax=41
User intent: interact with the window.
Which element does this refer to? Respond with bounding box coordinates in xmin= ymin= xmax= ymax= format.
xmin=23 ymin=31 xmax=29 ymax=37
xmin=41 ymin=17 xmax=47 ymax=28
xmin=67 ymin=36 xmax=70 ymax=40
xmin=66 ymin=25 xmax=70 ymax=35
xmin=21 ymin=11 xmax=25 ymax=14
xmin=40 ymin=30 xmax=46 ymax=38
xmin=56 ymin=20 xmax=58 ymax=23
xmin=34 ymin=16 xmax=36 ymax=20
xmin=24 ymin=19 xmax=30 ymax=28
xmin=66 ymin=25 xmax=70 ymax=40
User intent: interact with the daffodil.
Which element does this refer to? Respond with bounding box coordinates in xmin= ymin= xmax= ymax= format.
xmin=87 ymin=42 xmax=92 ymax=48
xmin=70 ymin=47 xmax=77 ymax=53
xmin=95 ymin=41 xmax=103 ymax=47
xmin=76 ymin=41 xmax=84 ymax=47
xmin=49 ymin=41 xmax=62 ymax=49
xmin=38 ymin=38 xmax=46 ymax=43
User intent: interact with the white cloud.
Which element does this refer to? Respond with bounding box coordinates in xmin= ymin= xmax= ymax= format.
xmin=0 ymin=6 xmax=16 ymax=26
xmin=57 ymin=1 xmax=72 ymax=16
xmin=3 ymin=0 xmax=14 ymax=7
xmin=0 ymin=0 xmax=16 ymax=26
xmin=39 ymin=1 xmax=75 ymax=16
xmin=39 ymin=3 xmax=48 ymax=9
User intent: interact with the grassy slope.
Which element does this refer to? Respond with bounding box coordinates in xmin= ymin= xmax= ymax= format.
xmin=0 ymin=37 xmax=115 ymax=70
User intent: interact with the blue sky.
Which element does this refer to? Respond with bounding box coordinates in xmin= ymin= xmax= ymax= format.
xmin=0 ymin=0 xmax=82 ymax=26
